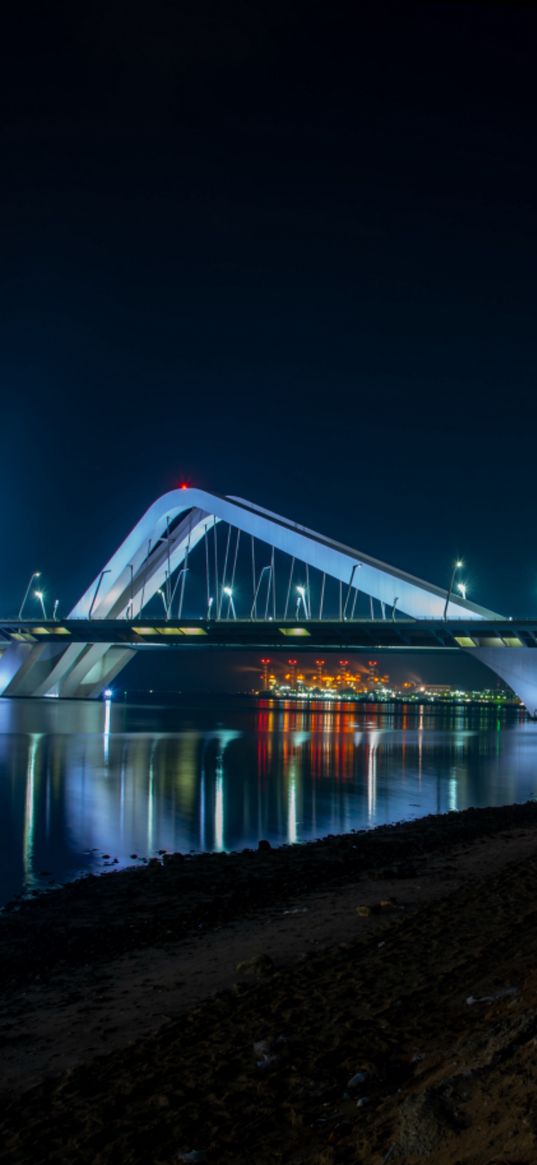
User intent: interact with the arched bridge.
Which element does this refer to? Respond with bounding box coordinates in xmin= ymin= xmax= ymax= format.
xmin=0 ymin=487 xmax=535 ymax=711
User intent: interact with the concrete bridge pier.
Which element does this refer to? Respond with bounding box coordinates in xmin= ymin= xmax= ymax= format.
xmin=468 ymin=647 xmax=537 ymax=719
xmin=0 ymin=640 xmax=136 ymax=700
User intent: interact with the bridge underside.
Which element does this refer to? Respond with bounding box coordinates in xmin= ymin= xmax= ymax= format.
xmin=2 ymin=486 xmax=532 ymax=707
xmin=1 ymin=619 xmax=537 ymax=712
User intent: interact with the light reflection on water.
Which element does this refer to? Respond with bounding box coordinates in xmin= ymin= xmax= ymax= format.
xmin=0 ymin=696 xmax=533 ymax=905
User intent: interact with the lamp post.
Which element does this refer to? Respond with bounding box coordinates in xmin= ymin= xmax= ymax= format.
xmin=157 ymin=588 xmax=168 ymax=617
xmin=35 ymin=590 xmax=47 ymax=620
xmin=52 ymin=599 xmax=59 ymax=621
xmin=18 ymin=571 xmax=40 ymax=620
xmin=443 ymin=560 xmax=463 ymax=620
xmin=223 ymin=586 xmax=236 ymax=619
xmin=88 ymin=568 xmax=111 ymax=621
xmin=127 ymin=564 xmax=134 ymax=621
xmin=296 ymin=584 xmax=309 ymax=619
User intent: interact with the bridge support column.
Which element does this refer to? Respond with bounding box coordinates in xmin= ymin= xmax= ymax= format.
xmin=0 ymin=641 xmax=136 ymax=699
xmin=66 ymin=645 xmax=137 ymax=699
xmin=466 ymin=647 xmax=537 ymax=718
xmin=0 ymin=642 xmax=68 ymax=697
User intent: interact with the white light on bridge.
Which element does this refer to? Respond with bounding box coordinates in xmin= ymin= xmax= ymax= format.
xmin=34 ymin=591 xmax=48 ymax=620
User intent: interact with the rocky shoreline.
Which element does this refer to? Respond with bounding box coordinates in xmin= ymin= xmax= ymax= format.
xmin=3 ymin=801 xmax=537 ymax=1162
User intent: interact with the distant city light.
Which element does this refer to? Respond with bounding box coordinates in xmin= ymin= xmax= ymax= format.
xmin=104 ymin=689 xmax=113 ymax=699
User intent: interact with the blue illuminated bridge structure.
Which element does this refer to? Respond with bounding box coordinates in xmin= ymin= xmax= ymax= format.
xmin=1 ymin=486 xmax=537 ymax=713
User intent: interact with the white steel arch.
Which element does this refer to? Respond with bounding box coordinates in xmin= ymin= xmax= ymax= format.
xmin=0 ymin=486 xmax=504 ymax=701
xmin=70 ymin=487 xmax=498 ymax=623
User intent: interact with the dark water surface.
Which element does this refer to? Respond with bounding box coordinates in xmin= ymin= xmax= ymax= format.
xmin=0 ymin=696 xmax=534 ymax=906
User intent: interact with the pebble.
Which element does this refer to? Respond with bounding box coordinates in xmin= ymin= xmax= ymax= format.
xmin=253 ymin=1039 xmax=272 ymax=1057
xmin=348 ymin=1071 xmax=368 ymax=1090
xmin=256 ymin=1054 xmax=280 ymax=1070
xmin=236 ymin=954 xmax=274 ymax=976
xmin=466 ymin=986 xmax=518 ymax=1006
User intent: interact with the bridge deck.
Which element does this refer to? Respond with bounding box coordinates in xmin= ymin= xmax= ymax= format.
xmin=1 ymin=619 xmax=536 ymax=652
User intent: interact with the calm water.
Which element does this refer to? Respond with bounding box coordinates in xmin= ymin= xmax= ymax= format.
xmin=0 ymin=696 xmax=534 ymax=906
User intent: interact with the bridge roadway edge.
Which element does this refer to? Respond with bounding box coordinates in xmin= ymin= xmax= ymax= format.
xmin=1 ymin=619 xmax=537 ymax=714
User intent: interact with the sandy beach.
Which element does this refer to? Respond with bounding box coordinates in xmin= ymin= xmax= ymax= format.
xmin=2 ymin=802 xmax=537 ymax=1163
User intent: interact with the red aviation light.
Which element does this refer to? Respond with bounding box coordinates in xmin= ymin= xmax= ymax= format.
xmin=261 ymin=658 xmax=271 ymax=665
xmin=288 ymin=658 xmax=298 ymax=666
xmin=179 ymin=482 xmax=189 ymax=490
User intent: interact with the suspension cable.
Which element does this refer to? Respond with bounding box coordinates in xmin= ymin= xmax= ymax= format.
xmin=284 ymin=557 xmax=295 ymax=619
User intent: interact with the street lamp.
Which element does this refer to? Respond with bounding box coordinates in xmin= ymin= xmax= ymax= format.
xmin=127 ymin=563 xmax=134 ymax=621
xmin=157 ymin=588 xmax=168 ymax=617
xmin=207 ymin=595 xmax=214 ymax=620
xmin=18 ymin=571 xmax=40 ymax=620
xmin=296 ymin=584 xmax=309 ymax=619
xmin=88 ymin=568 xmax=111 ymax=620
xmin=52 ymin=599 xmax=59 ymax=621
xmin=443 ymin=559 xmax=463 ymax=620
xmin=223 ymin=585 xmax=236 ymax=619
xmin=34 ymin=590 xmax=47 ymax=620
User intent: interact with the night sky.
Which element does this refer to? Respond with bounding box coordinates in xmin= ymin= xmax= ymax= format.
xmin=1 ymin=1 xmax=536 ymax=689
